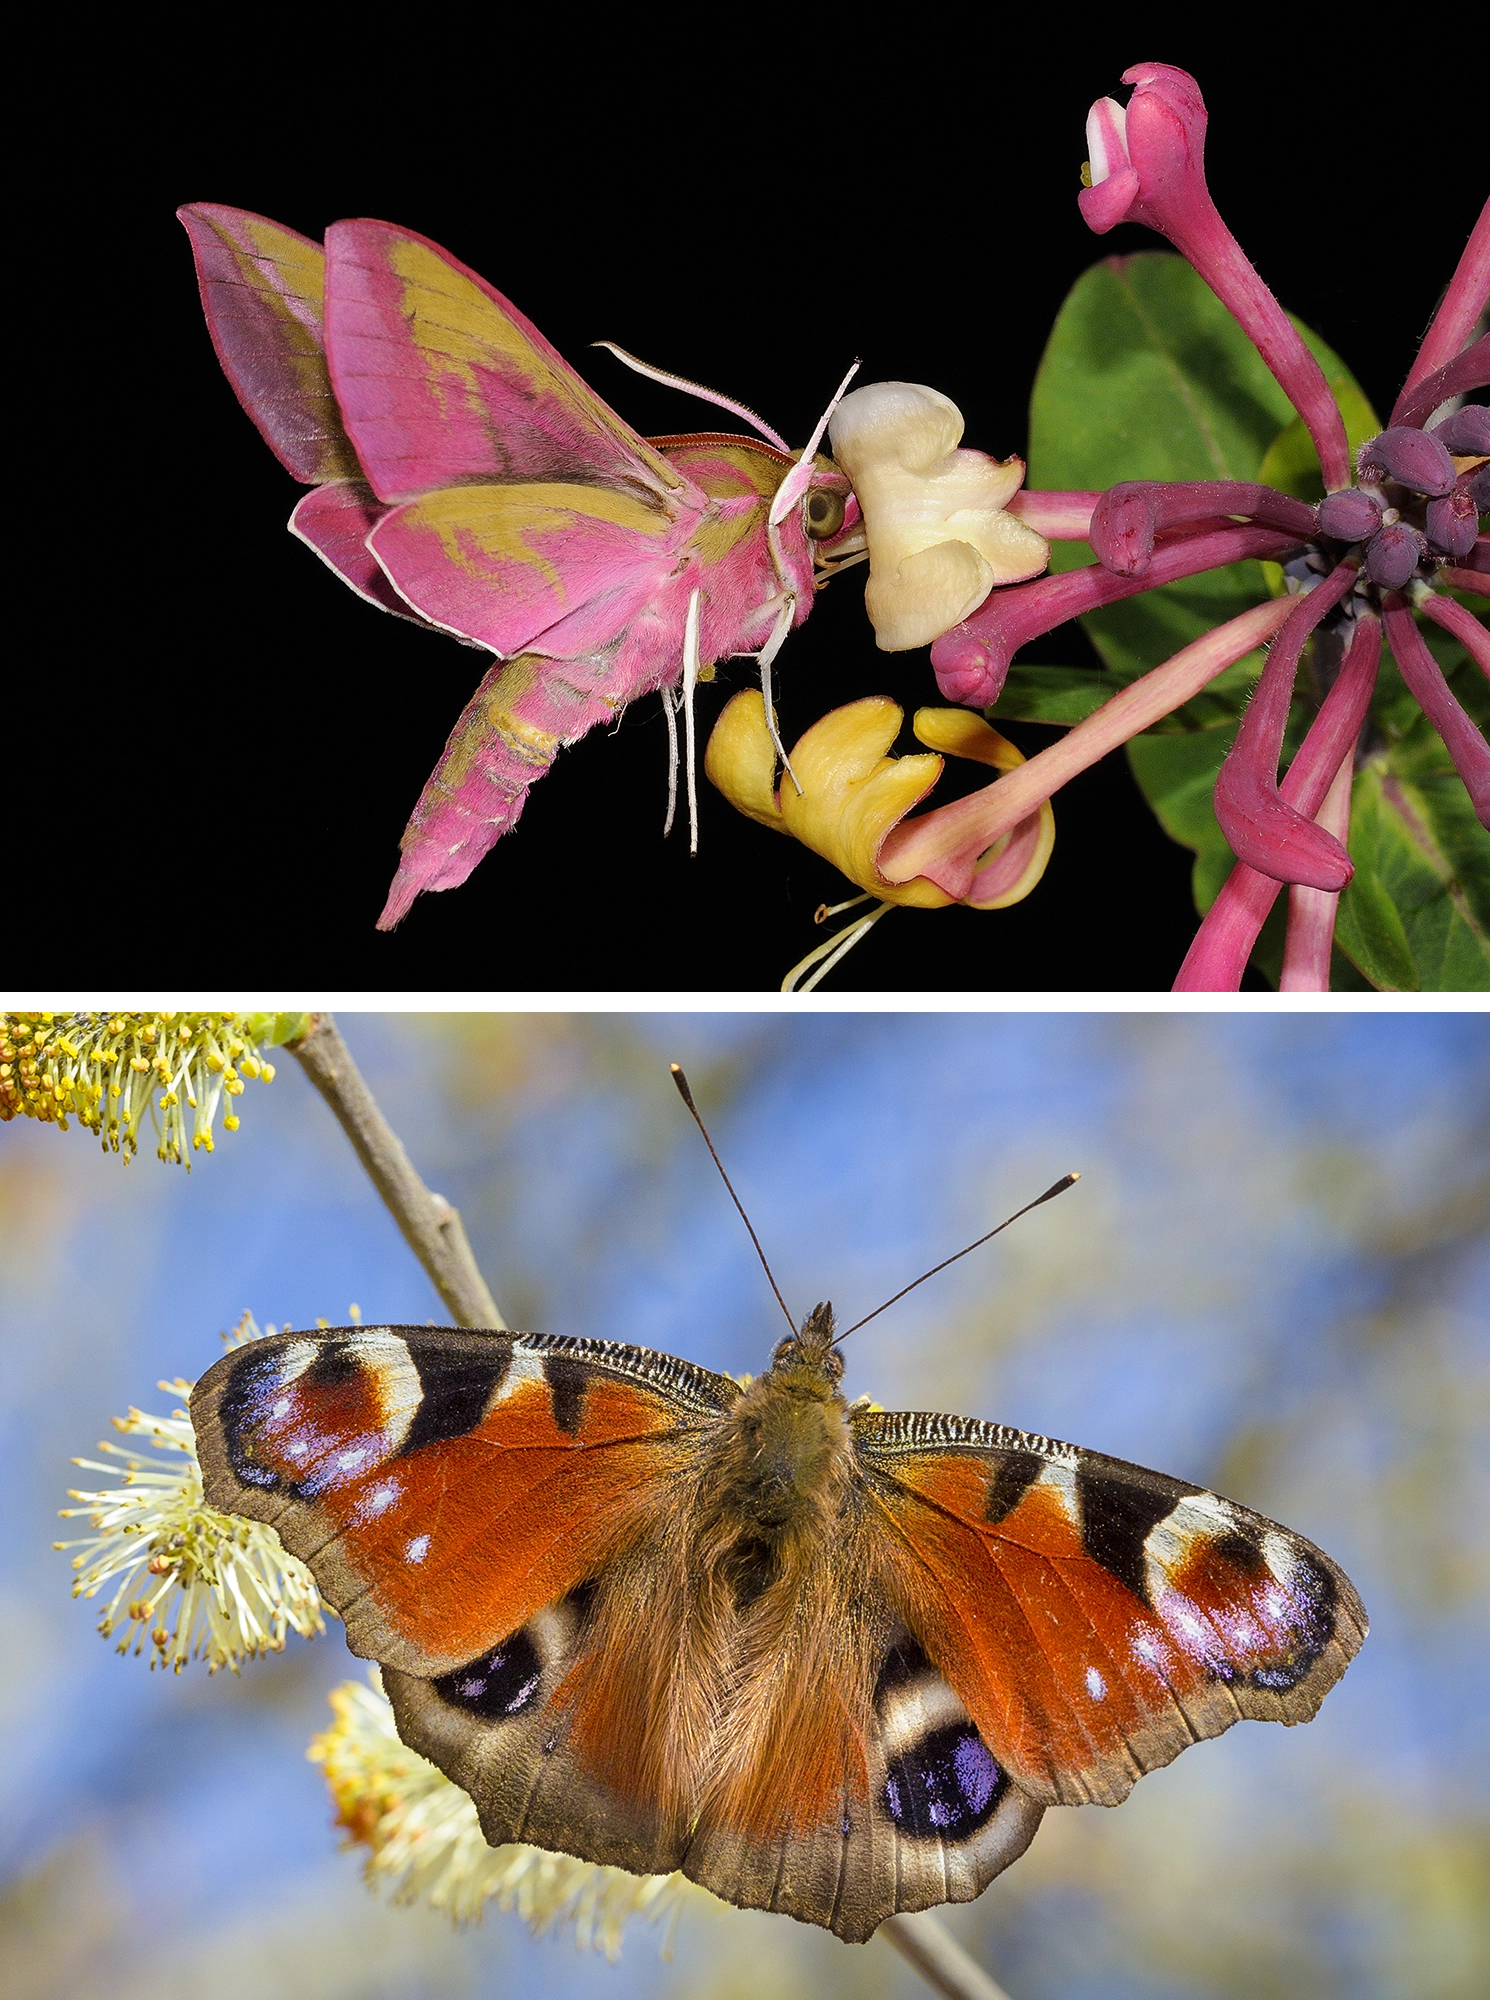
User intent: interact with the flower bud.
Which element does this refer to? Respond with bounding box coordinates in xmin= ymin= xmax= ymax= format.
xmin=1317 ymin=488 xmax=1384 ymax=544
xmin=1468 ymin=463 xmax=1490 ymax=510
xmin=1430 ymin=406 xmax=1490 ymax=455
xmin=1357 ymin=425 xmax=1457 ymax=498
xmin=1364 ymin=522 xmax=1428 ymax=589
xmin=1425 ymin=487 xmax=1480 ymax=560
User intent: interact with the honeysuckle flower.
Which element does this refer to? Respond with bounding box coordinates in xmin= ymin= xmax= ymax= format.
xmin=923 ymin=63 xmax=1486 ymax=990
xmin=57 ymin=1320 xmax=325 ymax=1672
xmin=705 ymin=690 xmax=1053 ymax=990
xmin=930 ymin=523 xmax=1301 ymax=708
xmin=827 ymin=382 xmax=1051 ymax=650
xmin=1174 ymin=613 xmax=1382 ymax=991
xmin=889 ymin=596 xmax=1293 ymax=898
xmin=310 ymin=1672 xmax=700 ymax=1955
xmin=1078 ymin=63 xmax=1351 ymax=491
xmin=0 ymin=1011 xmax=305 ymax=1162
xmin=1211 ymin=561 xmax=1361 ymax=892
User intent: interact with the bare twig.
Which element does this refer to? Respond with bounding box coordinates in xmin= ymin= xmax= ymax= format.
xmin=287 ymin=1013 xmax=504 ymax=1331
xmin=880 ymin=1914 xmax=1014 ymax=2000
xmin=291 ymin=1018 xmax=1007 ymax=2000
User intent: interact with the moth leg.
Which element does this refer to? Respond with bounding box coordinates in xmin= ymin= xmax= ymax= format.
xmin=682 ymin=588 xmax=702 ymax=856
xmin=755 ymin=597 xmax=801 ymax=794
xmin=661 ymin=685 xmax=680 ymax=838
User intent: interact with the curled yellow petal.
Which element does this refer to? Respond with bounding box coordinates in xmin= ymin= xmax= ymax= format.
xmin=829 ymin=383 xmax=1049 ymax=651
xmin=911 ymin=709 xmax=1055 ymax=908
xmin=702 ymin=690 xmax=785 ymax=830
xmin=705 ymin=692 xmax=950 ymax=906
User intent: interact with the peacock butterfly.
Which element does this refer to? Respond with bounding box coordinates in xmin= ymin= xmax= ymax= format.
xmin=190 ymin=1227 xmax=1366 ymax=1942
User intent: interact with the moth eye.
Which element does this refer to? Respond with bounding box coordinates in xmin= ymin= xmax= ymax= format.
xmin=804 ymin=487 xmax=847 ymax=541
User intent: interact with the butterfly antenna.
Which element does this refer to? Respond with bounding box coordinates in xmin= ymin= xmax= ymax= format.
xmin=833 ymin=1173 xmax=1081 ymax=1344
xmin=593 ymin=342 xmax=791 ymax=453
xmin=670 ymin=1063 xmax=796 ymax=1335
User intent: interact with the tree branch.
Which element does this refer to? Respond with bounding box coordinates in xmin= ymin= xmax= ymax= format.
xmin=289 ymin=1015 xmax=1008 ymax=2000
xmin=880 ymin=1914 xmax=1014 ymax=2000
xmin=287 ymin=1013 xmax=504 ymax=1332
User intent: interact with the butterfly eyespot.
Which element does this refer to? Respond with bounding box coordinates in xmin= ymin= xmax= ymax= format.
xmin=804 ymin=487 xmax=847 ymax=540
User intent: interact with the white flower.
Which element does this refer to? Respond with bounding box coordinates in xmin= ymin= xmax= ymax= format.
xmin=829 ymin=382 xmax=1049 ymax=650
xmin=310 ymin=1673 xmax=704 ymax=1958
xmin=56 ymin=1319 xmax=325 ymax=1672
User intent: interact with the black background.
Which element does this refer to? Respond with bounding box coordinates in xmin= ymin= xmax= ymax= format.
xmin=44 ymin=29 xmax=1479 ymax=992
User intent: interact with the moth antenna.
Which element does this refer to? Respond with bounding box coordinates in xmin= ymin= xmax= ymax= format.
xmin=593 ymin=341 xmax=791 ymax=452
xmin=670 ymin=1063 xmax=796 ymax=1335
xmin=661 ymin=685 xmax=680 ymax=837
xmin=682 ymin=589 xmax=702 ymax=856
xmin=767 ymin=359 xmax=862 ymax=529
xmin=834 ymin=1173 xmax=1082 ymax=1343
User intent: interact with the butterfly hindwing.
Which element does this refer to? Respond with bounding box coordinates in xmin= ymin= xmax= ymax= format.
xmin=190 ymin=1325 xmax=735 ymax=1678
xmin=855 ymin=1412 xmax=1367 ymax=1808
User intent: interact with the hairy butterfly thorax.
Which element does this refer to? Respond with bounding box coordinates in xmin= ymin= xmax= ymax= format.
xmin=713 ymin=1303 xmax=852 ymax=1537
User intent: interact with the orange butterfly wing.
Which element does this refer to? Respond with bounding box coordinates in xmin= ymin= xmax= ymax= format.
xmin=855 ymin=1411 xmax=1367 ymax=1808
xmin=191 ymin=1324 xmax=733 ymax=1677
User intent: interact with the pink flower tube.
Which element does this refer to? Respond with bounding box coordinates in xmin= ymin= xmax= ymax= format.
xmin=1174 ymin=612 xmax=1382 ymax=991
xmin=1212 ymin=562 xmax=1359 ymax=890
xmin=1279 ymin=756 xmax=1356 ymax=992
xmin=1079 ymin=63 xmax=1351 ymax=492
xmin=1090 ymin=481 xmax=1318 ymax=577
xmin=1391 ymin=199 xmax=1490 ymax=417
xmin=1381 ymin=595 xmax=1490 ymax=826
xmin=1389 ymin=334 xmax=1490 ymax=433
xmin=1416 ymin=590 xmax=1490 ymax=682
xmin=883 ymin=595 xmax=1294 ymax=901
xmin=929 ymin=523 xmax=1302 ymax=706
xmin=1006 ymin=490 xmax=1100 ymax=538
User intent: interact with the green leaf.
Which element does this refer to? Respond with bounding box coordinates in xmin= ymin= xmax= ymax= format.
xmin=1125 ymin=725 xmax=1239 ymax=912
xmin=987 ymin=665 xmax=1110 ymax=725
xmin=1334 ymin=761 xmax=1490 ymax=991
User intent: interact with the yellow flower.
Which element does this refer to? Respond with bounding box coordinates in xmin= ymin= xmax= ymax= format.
xmin=705 ymin=691 xmax=1055 ymax=989
xmin=828 ymin=382 xmax=1049 ymax=650
xmin=0 ymin=1011 xmax=307 ymax=1164
xmin=56 ymin=1320 xmax=325 ymax=1672
xmin=310 ymin=1673 xmax=704 ymax=1957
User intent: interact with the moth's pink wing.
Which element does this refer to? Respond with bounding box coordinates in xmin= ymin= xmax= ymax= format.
xmin=290 ymin=483 xmax=459 ymax=632
xmin=366 ymin=483 xmax=680 ymax=655
xmin=181 ymin=203 xmax=446 ymax=630
xmin=323 ymin=219 xmax=703 ymax=510
xmin=178 ymin=204 xmax=359 ymax=485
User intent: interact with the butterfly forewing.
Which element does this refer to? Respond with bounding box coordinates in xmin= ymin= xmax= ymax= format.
xmin=854 ymin=1410 xmax=1367 ymax=1808
xmin=191 ymin=1325 xmax=732 ymax=1677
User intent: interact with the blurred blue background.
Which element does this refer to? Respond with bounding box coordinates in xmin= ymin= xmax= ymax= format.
xmin=2 ymin=1012 xmax=1487 ymax=2000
